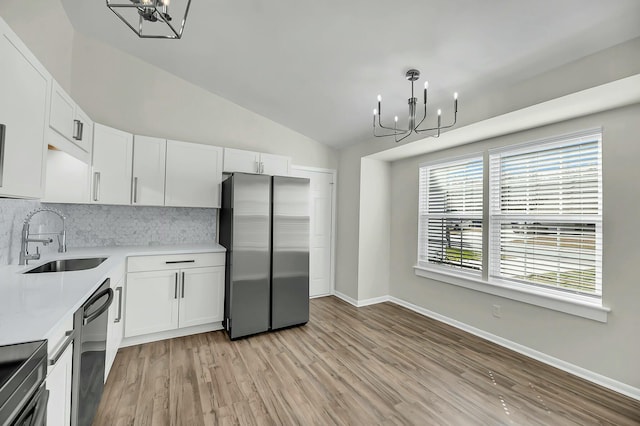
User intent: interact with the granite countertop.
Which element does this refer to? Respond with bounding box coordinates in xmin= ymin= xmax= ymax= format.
xmin=0 ymin=242 xmax=225 ymax=346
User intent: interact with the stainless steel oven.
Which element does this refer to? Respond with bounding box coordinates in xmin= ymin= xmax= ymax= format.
xmin=0 ymin=340 xmax=48 ymax=426
xmin=71 ymin=279 xmax=113 ymax=426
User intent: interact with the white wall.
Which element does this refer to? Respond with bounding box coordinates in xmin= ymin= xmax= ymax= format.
xmin=357 ymin=158 xmax=390 ymax=301
xmin=389 ymin=103 xmax=640 ymax=389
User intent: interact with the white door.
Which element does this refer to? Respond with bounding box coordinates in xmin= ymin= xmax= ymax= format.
xmin=132 ymin=135 xmax=166 ymax=206
xmin=178 ymin=266 xmax=225 ymax=328
xmin=92 ymin=124 xmax=133 ymax=205
xmin=291 ymin=168 xmax=335 ymax=297
xmin=165 ymin=140 xmax=223 ymax=208
xmin=125 ymin=270 xmax=180 ymax=337
xmin=49 ymin=80 xmax=75 ymax=141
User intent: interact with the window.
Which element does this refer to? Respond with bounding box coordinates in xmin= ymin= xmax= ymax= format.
xmin=489 ymin=131 xmax=602 ymax=299
xmin=418 ymin=155 xmax=483 ymax=273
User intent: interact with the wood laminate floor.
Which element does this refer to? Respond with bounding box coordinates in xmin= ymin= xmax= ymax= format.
xmin=94 ymin=297 xmax=640 ymax=425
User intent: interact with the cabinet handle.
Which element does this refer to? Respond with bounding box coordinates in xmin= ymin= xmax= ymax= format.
xmin=255 ymin=161 xmax=259 ymax=174
xmin=114 ymin=286 xmax=123 ymax=323
xmin=0 ymin=124 xmax=5 ymax=188
xmin=132 ymin=177 xmax=138 ymax=204
xmin=260 ymin=162 xmax=264 ymax=174
xmin=165 ymin=260 xmax=195 ymax=264
xmin=79 ymin=121 xmax=84 ymax=141
xmin=93 ymin=171 xmax=101 ymax=201
xmin=73 ymin=119 xmax=81 ymax=140
xmin=49 ymin=330 xmax=74 ymax=366
xmin=174 ymin=272 xmax=179 ymax=299
xmin=181 ymin=272 xmax=185 ymax=298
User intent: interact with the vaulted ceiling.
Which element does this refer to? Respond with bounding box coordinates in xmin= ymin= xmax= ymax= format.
xmin=60 ymin=0 xmax=640 ymax=148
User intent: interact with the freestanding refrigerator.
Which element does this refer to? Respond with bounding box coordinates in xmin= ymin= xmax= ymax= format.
xmin=220 ymin=173 xmax=310 ymax=339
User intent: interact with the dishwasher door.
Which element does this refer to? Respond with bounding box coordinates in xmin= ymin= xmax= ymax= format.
xmin=71 ymin=279 xmax=113 ymax=426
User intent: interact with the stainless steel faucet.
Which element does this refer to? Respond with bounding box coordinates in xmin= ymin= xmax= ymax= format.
xmin=19 ymin=208 xmax=67 ymax=265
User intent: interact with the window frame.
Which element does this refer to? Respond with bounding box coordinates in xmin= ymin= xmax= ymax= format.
xmin=414 ymin=129 xmax=608 ymax=322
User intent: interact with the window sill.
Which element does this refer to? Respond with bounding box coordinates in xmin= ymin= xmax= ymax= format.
xmin=413 ymin=266 xmax=609 ymax=322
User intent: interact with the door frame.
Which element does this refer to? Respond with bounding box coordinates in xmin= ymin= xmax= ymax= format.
xmin=290 ymin=165 xmax=337 ymax=298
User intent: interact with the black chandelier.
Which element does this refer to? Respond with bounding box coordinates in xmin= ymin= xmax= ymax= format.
xmin=106 ymin=0 xmax=192 ymax=39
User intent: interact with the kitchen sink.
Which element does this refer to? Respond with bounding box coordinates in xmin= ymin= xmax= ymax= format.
xmin=23 ymin=257 xmax=108 ymax=274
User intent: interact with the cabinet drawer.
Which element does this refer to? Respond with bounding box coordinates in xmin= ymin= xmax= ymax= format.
xmin=45 ymin=314 xmax=74 ymax=374
xmin=127 ymin=252 xmax=224 ymax=272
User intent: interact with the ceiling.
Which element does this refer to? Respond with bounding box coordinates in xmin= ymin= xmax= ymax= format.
xmin=60 ymin=0 xmax=640 ymax=149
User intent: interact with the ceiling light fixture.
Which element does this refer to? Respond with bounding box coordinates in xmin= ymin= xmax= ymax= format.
xmin=106 ymin=0 xmax=192 ymax=39
xmin=373 ymin=69 xmax=459 ymax=143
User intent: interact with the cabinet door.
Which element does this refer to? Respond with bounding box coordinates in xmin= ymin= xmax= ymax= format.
xmin=165 ymin=140 xmax=222 ymax=208
xmin=260 ymin=153 xmax=291 ymax=176
xmin=125 ymin=270 xmax=179 ymax=337
xmin=178 ymin=266 xmax=225 ymax=328
xmin=132 ymin=135 xmax=166 ymax=206
xmin=223 ymin=148 xmax=259 ymax=174
xmin=0 ymin=25 xmax=48 ymax=199
xmin=105 ymin=276 xmax=124 ymax=381
xmin=92 ymin=124 xmax=133 ymax=205
xmin=49 ymin=80 xmax=75 ymax=141
xmin=43 ymin=148 xmax=91 ymax=203
xmin=47 ymin=344 xmax=73 ymax=426
xmin=73 ymin=106 xmax=93 ymax=154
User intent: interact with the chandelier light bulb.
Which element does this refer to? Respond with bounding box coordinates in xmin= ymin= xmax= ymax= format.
xmin=373 ymin=109 xmax=377 ymax=116
xmin=437 ymin=109 xmax=442 ymax=116
xmin=454 ymin=92 xmax=458 ymax=100
xmin=424 ymin=81 xmax=429 ymax=89
xmin=377 ymin=95 xmax=382 ymax=102
xmin=394 ymin=116 xmax=399 ymax=123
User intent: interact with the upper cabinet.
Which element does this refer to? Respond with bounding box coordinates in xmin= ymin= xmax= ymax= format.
xmin=223 ymin=148 xmax=290 ymax=176
xmin=0 ymin=19 xmax=50 ymax=199
xmin=165 ymin=140 xmax=223 ymax=208
xmin=132 ymin=135 xmax=166 ymax=206
xmin=92 ymin=124 xmax=133 ymax=205
xmin=47 ymin=80 xmax=94 ymax=162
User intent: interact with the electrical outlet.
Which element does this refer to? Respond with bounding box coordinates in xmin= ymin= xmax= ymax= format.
xmin=492 ymin=304 xmax=501 ymax=318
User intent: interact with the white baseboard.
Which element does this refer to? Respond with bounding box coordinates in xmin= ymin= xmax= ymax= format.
xmin=334 ymin=291 xmax=359 ymax=306
xmin=121 ymin=322 xmax=224 ymax=348
xmin=387 ymin=296 xmax=640 ymax=402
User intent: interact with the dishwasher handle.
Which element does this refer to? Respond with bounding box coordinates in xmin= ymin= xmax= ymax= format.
xmin=83 ymin=287 xmax=114 ymax=325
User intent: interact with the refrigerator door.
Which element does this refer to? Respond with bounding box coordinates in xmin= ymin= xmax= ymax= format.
xmin=221 ymin=173 xmax=272 ymax=339
xmin=271 ymin=176 xmax=310 ymax=330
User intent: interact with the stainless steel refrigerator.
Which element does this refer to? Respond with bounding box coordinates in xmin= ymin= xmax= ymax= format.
xmin=220 ymin=173 xmax=310 ymax=339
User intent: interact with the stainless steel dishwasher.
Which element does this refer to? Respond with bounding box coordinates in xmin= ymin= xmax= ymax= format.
xmin=71 ymin=279 xmax=113 ymax=426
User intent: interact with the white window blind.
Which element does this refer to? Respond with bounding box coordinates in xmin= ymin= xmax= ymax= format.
xmin=489 ymin=131 xmax=602 ymax=298
xmin=418 ymin=156 xmax=483 ymax=272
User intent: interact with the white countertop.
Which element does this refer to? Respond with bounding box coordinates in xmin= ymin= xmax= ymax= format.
xmin=0 ymin=242 xmax=225 ymax=347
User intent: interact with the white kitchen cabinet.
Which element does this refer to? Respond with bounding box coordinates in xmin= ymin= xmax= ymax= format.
xmin=42 ymin=148 xmax=91 ymax=203
xmin=0 ymin=19 xmax=49 ymax=199
xmin=45 ymin=314 xmax=74 ymax=426
xmin=125 ymin=253 xmax=225 ymax=339
xmin=223 ymin=148 xmax=260 ymax=173
xmin=105 ymin=266 xmax=125 ymax=381
xmin=92 ymin=124 xmax=133 ymax=205
xmin=179 ymin=266 xmax=225 ymax=328
xmin=165 ymin=140 xmax=222 ymax=208
xmin=223 ymin=148 xmax=291 ymax=176
xmin=260 ymin=153 xmax=291 ymax=176
xmin=46 ymin=344 xmax=73 ymax=426
xmin=132 ymin=135 xmax=166 ymax=206
xmin=49 ymin=80 xmax=93 ymax=155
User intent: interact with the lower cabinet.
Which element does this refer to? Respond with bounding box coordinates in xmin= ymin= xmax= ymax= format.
xmin=125 ymin=253 xmax=225 ymax=338
xmin=46 ymin=344 xmax=73 ymax=426
xmin=105 ymin=271 xmax=125 ymax=381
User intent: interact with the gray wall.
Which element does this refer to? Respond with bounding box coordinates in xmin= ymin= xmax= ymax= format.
xmin=335 ymin=36 xmax=640 ymax=300
xmin=389 ymin=103 xmax=640 ymax=389
xmin=0 ymin=200 xmax=215 ymax=265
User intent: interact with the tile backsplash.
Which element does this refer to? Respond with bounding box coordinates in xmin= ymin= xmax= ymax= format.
xmin=0 ymin=199 xmax=216 ymax=265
